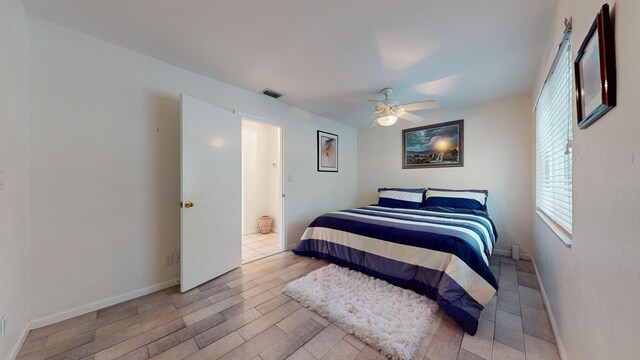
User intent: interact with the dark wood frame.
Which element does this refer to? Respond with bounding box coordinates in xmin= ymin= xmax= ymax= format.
xmin=317 ymin=130 xmax=338 ymax=172
xmin=575 ymin=3 xmax=616 ymax=129
xmin=402 ymin=119 xmax=464 ymax=169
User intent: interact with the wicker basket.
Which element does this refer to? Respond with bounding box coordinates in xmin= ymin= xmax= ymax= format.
xmin=258 ymin=216 xmax=273 ymax=234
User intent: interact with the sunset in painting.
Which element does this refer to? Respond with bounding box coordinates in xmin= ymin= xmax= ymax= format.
xmin=403 ymin=121 xmax=462 ymax=167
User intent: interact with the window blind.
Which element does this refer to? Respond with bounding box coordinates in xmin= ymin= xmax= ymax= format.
xmin=535 ymin=30 xmax=573 ymax=234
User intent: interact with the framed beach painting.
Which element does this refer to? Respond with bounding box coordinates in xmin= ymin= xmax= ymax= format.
xmin=402 ymin=119 xmax=464 ymax=169
xmin=317 ymin=130 xmax=338 ymax=172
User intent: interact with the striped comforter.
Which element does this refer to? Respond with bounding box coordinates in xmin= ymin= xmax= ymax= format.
xmin=292 ymin=205 xmax=498 ymax=335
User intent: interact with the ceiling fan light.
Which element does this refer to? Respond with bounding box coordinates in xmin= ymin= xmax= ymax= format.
xmin=377 ymin=114 xmax=398 ymax=126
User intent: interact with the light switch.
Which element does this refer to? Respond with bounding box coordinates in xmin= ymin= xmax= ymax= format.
xmin=287 ymin=174 xmax=294 ymax=183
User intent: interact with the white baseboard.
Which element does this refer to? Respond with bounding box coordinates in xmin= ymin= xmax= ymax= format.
xmin=29 ymin=278 xmax=179 ymax=329
xmin=8 ymin=321 xmax=31 ymax=360
xmin=243 ymin=229 xmax=260 ymax=236
xmin=531 ymin=258 xmax=568 ymax=360
xmin=492 ymin=248 xmax=531 ymax=261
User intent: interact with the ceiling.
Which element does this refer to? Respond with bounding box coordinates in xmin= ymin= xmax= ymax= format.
xmin=22 ymin=0 xmax=556 ymax=127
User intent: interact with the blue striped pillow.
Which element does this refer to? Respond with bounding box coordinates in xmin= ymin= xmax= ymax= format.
xmin=424 ymin=188 xmax=488 ymax=210
xmin=377 ymin=188 xmax=425 ymax=209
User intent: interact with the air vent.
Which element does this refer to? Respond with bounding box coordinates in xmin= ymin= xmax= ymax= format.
xmin=262 ymin=89 xmax=283 ymax=99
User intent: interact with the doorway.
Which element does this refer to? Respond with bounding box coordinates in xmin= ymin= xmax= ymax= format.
xmin=241 ymin=119 xmax=284 ymax=263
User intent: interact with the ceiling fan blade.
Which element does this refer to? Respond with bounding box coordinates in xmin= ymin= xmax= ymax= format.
xmin=369 ymin=118 xmax=379 ymax=128
xmin=395 ymin=110 xmax=424 ymax=123
xmin=399 ymin=100 xmax=439 ymax=111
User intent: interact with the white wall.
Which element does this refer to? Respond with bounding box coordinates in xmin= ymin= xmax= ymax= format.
xmin=531 ymin=1 xmax=640 ymax=359
xmin=0 ymin=0 xmax=31 ymax=358
xmin=242 ymin=120 xmax=281 ymax=235
xmin=28 ymin=17 xmax=357 ymax=326
xmin=357 ymin=94 xmax=534 ymax=254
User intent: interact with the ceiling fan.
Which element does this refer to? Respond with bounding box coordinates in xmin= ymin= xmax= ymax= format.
xmin=368 ymin=88 xmax=439 ymax=127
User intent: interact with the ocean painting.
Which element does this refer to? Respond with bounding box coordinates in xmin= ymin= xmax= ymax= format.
xmin=402 ymin=120 xmax=464 ymax=168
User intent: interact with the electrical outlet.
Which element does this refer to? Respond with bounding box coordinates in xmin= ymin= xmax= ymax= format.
xmin=164 ymin=253 xmax=174 ymax=266
xmin=1 ymin=314 xmax=6 ymax=337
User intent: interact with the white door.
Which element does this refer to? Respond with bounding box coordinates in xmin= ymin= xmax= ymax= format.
xmin=181 ymin=94 xmax=242 ymax=292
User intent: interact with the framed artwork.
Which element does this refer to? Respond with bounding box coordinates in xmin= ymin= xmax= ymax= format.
xmin=402 ymin=119 xmax=464 ymax=169
xmin=317 ymin=130 xmax=338 ymax=172
xmin=575 ymin=3 xmax=616 ymax=129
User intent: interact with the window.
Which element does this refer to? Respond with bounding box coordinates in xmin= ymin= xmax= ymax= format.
xmin=535 ymin=29 xmax=573 ymax=235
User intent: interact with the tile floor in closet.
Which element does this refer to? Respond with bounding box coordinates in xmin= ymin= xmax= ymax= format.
xmin=242 ymin=232 xmax=281 ymax=263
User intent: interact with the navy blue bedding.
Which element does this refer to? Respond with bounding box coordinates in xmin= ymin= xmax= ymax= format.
xmin=292 ymin=205 xmax=498 ymax=335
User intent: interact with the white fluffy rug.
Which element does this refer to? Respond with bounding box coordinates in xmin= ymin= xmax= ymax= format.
xmin=283 ymin=264 xmax=436 ymax=360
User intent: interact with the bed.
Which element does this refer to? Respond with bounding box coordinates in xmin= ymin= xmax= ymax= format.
xmin=291 ymin=199 xmax=498 ymax=335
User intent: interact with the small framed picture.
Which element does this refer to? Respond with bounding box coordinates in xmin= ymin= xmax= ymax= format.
xmin=575 ymin=3 xmax=616 ymax=129
xmin=402 ymin=119 xmax=464 ymax=169
xmin=317 ymin=131 xmax=338 ymax=172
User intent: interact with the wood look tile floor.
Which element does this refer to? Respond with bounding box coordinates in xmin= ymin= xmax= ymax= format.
xmin=242 ymin=233 xmax=281 ymax=263
xmin=17 ymin=252 xmax=560 ymax=360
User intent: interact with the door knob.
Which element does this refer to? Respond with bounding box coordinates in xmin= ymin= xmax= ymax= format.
xmin=184 ymin=201 xmax=195 ymax=208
